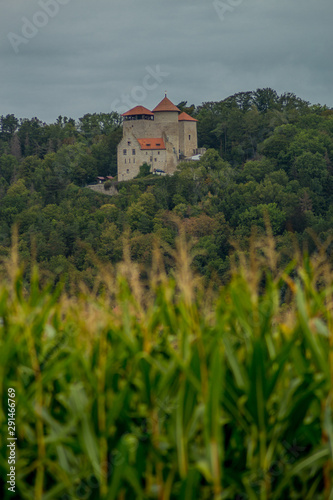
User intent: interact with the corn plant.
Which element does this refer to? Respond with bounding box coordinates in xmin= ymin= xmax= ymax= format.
xmin=0 ymin=234 xmax=332 ymax=499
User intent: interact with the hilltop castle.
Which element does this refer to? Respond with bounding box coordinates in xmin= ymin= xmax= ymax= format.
xmin=117 ymin=95 xmax=204 ymax=181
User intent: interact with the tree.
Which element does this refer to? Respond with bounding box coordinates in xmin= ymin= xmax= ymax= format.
xmin=292 ymin=152 xmax=328 ymax=195
xmin=198 ymin=149 xmax=229 ymax=171
xmin=0 ymin=155 xmax=19 ymax=184
xmin=10 ymin=134 xmax=22 ymax=159
xmin=240 ymin=158 xmax=276 ymax=183
xmin=0 ymin=114 xmax=19 ymax=142
xmin=238 ymin=203 xmax=286 ymax=236
xmin=78 ymin=112 xmax=122 ymax=140
xmin=53 ymin=143 xmax=98 ymax=186
xmin=136 ymin=163 xmax=151 ymax=178
xmin=253 ymin=88 xmax=279 ymax=113
xmin=91 ymin=128 xmax=122 ymax=177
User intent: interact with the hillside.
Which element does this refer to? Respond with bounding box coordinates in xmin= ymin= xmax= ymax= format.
xmin=0 ymin=89 xmax=332 ymax=289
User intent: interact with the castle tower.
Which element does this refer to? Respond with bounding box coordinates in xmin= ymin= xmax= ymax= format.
xmin=178 ymin=112 xmax=198 ymax=159
xmin=152 ymin=95 xmax=181 ymax=124
xmin=152 ymin=96 xmax=180 ymax=172
xmin=122 ymin=105 xmax=155 ymax=138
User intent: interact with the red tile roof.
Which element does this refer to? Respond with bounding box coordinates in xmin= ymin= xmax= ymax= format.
xmin=153 ymin=97 xmax=180 ymax=113
xmin=137 ymin=138 xmax=166 ymax=150
xmin=122 ymin=105 xmax=154 ymax=117
xmin=178 ymin=112 xmax=198 ymax=122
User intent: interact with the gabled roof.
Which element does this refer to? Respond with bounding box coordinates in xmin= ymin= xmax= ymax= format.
xmin=153 ymin=97 xmax=180 ymax=113
xmin=137 ymin=138 xmax=166 ymax=150
xmin=122 ymin=105 xmax=154 ymax=117
xmin=178 ymin=112 xmax=198 ymax=122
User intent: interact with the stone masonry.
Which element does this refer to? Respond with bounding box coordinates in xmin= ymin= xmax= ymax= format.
xmin=117 ymin=95 xmax=200 ymax=181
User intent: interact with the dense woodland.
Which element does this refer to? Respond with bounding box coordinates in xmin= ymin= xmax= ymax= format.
xmin=0 ymin=88 xmax=332 ymax=288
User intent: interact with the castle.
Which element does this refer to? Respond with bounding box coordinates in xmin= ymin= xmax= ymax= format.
xmin=117 ymin=95 xmax=203 ymax=181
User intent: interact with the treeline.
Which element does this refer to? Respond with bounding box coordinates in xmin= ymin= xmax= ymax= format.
xmin=0 ymin=112 xmax=122 ymax=183
xmin=0 ymin=89 xmax=332 ymax=288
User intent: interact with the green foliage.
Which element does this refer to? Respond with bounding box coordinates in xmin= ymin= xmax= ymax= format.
xmin=0 ymin=155 xmax=19 ymax=184
xmin=198 ymin=148 xmax=229 ymax=171
xmin=238 ymin=203 xmax=286 ymax=236
xmin=0 ymin=243 xmax=333 ymax=499
xmin=136 ymin=162 xmax=151 ymax=178
xmin=240 ymin=158 xmax=276 ymax=183
xmin=292 ymin=152 xmax=328 ymax=194
xmin=0 ymin=89 xmax=332 ymax=287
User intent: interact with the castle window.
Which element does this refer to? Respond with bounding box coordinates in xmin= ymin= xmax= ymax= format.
xmin=154 ymin=158 xmax=157 ymax=162
xmin=125 ymin=159 xmax=126 ymax=164
xmin=132 ymin=149 xmax=136 ymax=155
xmin=150 ymin=157 xmax=153 ymax=161
xmin=128 ymin=141 xmax=131 ymax=146
xmin=123 ymin=149 xmax=127 ymax=155
xmin=129 ymin=159 xmax=131 ymax=163
xmin=158 ymin=152 xmax=160 ymax=155
xmin=189 ymin=135 xmax=191 ymax=140
xmin=126 ymin=169 xmax=129 ymax=173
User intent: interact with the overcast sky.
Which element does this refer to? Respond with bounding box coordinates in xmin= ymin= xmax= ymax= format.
xmin=0 ymin=0 xmax=332 ymax=123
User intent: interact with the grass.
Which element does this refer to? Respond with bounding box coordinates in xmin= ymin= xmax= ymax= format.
xmin=0 ymin=231 xmax=332 ymax=499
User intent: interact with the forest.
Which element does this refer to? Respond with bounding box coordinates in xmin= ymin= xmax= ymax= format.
xmin=0 ymin=88 xmax=332 ymax=288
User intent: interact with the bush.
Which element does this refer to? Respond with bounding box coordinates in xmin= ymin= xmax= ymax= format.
xmin=135 ymin=162 xmax=151 ymax=178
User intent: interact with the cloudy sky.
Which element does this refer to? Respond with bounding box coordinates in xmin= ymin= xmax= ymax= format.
xmin=0 ymin=0 xmax=332 ymax=123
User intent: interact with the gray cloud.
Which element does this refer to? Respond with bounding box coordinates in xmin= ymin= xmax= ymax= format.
xmin=0 ymin=0 xmax=332 ymax=122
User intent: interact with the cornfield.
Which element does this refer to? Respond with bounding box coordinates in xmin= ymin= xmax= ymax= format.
xmin=0 ymin=233 xmax=333 ymax=500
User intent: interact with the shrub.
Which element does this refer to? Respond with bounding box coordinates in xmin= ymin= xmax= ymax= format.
xmin=135 ymin=162 xmax=151 ymax=178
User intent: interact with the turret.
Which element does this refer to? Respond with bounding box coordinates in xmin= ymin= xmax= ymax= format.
xmin=122 ymin=105 xmax=155 ymax=137
xmin=152 ymin=95 xmax=180 ymax=124
xmin=178 ymin=112 xmax=198 ymax=158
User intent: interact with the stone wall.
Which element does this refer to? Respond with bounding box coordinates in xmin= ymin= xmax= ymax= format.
xmin=86 ymin=184 xmax=118 ymax=196
xmin=117 ymin=109 xmax=199 ymax=180
xmin=179 ymin=121 xmax=198 ymax=158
